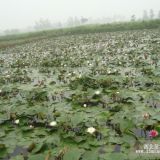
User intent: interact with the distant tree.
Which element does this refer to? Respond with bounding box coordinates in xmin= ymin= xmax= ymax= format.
xmin=52 ymin=22 xmax=62 ymax=29
xmin=143 ymin=10 xmax=149 ymax=20
xmin=131 ymin=15 xmax=136 ymax=21
xmin=158 ymin=11 xmax=160 ymax=19
xmin=74 ymin=17 xmax=81 ymax=26
xmin=57 ymin=22 xmax=62 ymax=28
xmin=4 ymin=29 xmax=20 ymax=35
xmin=67 ymin=17 xmax=82 ymax=27
xmin=34 ymin=19 xmax=53 ymax=30
xmin=149 ymin=9 xmax=154 ymax=19
xmin=80 ymin=17 xmax=88 ymax=24
xmin=67 ymin=17 xmax=74 ymax=27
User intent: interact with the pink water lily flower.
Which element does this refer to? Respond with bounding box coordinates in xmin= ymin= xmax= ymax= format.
xmin=149 ymin=130 xmax=158 ymax=138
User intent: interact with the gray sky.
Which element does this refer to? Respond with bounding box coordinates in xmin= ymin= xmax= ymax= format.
xmin=0 ymin=0 xmax=160 ymax=30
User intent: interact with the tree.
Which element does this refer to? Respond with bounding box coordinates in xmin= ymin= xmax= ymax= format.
xmin=131 ymin=15 xmax=136 ymax=21
xmin=149 ymin=9 xmax=154 ymax=19
xmin=74 ymin=17 xmax=81 ymax=26
xmin=67 ymin=17 xmax=74 ymax=27
xmin=4 ymin=29 xmax=20 ymax=35
xmin=34 ymin=19 xmax=53 ymax=30
xmin=80 ymin=17 xmax=88 ymax=24
xmin=158 ymin=10 xmax=160 ymax=19
xmin=143 ymin=10 xmax=149 ymax=20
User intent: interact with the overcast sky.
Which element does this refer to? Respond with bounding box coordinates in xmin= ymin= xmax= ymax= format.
xmin=0 ymin=0 xmax=160 ymax=30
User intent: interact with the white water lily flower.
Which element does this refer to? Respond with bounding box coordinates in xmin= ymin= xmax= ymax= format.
xmin=14 ymin=119 xmax=19 ymax=124
xmin=49 ymin=121 xmax=57 ymax=127
xmin=143 ymin=113 xmax=150 ymax=119
xmin=29 ymin=125 xmax=34 ymax=128
xmin=83 ymin=104 xmax=87 ymax=108
xmin=95 ymin=90 xmax=101 ymax=95
xmin=5 ymin=75 xmax=10 ymax=78
xmin=78 ymin=74 xmax=82 ymax=78
xmin=87 ymin=127 xmax=96 ymax=134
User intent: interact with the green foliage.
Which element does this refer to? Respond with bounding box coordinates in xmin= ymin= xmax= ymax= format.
xmin=0 ymin=28 xmax=160 ymax=160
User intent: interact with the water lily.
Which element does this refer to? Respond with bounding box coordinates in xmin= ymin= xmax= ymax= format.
xmin=95 ymin=90 xmax=101 ymax=95
xmin=78 ymin=74 xmax=82 ymax=78
xmin=149 ymin=130 xmax=158 ymax=138
xmin=14 ymin=119 xmax=19 ymax=124
xmin=29 ymin=125 xmax=34 ymax=128
xmin=87 ymin=127 xmax=96 ymax=134
xmin=5 ymin=75 xmax=10 ymax=78
xmin=49 ymin=121 xmax=57 ymax=127
xmin=83 ymin=104 xmax=87 ymax=108
xmin=143 ymin=113 xmax=150 ymax=119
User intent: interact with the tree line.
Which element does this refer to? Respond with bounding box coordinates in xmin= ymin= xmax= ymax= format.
xmin=2 ymin=9 xmax=160 ymax=35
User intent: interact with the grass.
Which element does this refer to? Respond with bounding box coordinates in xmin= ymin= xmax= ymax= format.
xmin=0 ymin=19 xmax=160 ymax=49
